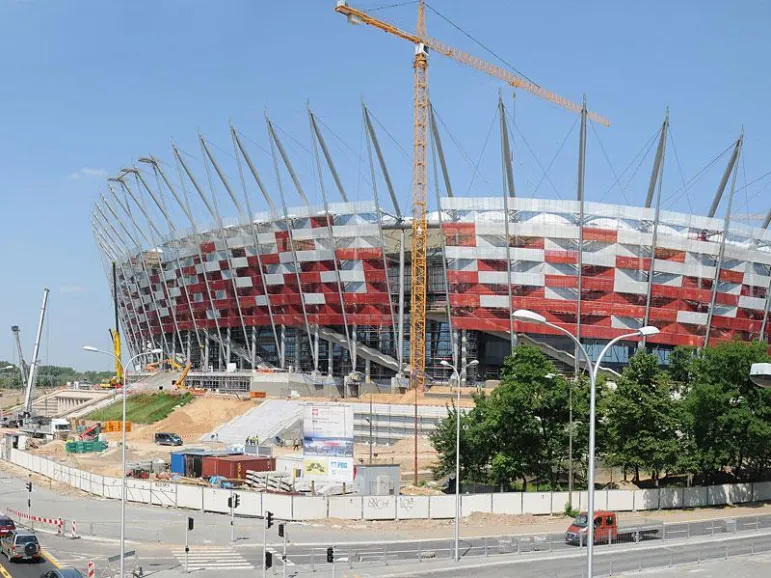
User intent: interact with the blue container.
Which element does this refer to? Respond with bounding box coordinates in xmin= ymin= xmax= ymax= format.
xmin=170 ymin=451 xmax=186 ymax=475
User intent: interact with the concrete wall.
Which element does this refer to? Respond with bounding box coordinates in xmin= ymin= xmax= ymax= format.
xmin=7 ymin=448 xmax=771 ymax=522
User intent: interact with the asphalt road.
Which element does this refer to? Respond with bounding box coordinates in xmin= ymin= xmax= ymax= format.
xmin=0 ymin=551 xmax=58 ymax=578
xmin=40 ymin=527 xmax=771 ymax=578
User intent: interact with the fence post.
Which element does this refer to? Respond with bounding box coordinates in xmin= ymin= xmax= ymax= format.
xmin=484 ymin=536 xmax=488 ymax=557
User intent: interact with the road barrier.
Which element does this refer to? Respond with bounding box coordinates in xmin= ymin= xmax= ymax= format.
xmin=6 ymin=507 xmax=64 ymax=533
xmin=6 ymin=447 xmax=771 ymax=522
xmin=71 ymin=519 xmax=79 ymax=539
xmin=87 ymin=561 xmax=95 ymax=578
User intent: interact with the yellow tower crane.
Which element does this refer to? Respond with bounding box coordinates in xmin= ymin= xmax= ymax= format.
xmin=335 ymin=1 xmax=609 ymax=395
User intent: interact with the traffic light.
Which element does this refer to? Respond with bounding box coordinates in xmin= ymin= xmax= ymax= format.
xmin=265 ymin=551 xmax=273 ymax=569
xmin=233 ymin=493 xmax=240 ymax=509
xmin=26 ymin=481 xmax=32 ymax=492
xmin=266 ymin=510 xmax=274 ymax=529
xmin=227 ymin=497 xmax=233 ymax=509
xmin=326 ymin=547 xmax=334 ymax=563
xmin=278 ymin=523 xmax=285 ymax=538
xmin=187 ymin=517 xmax=194 ymax=531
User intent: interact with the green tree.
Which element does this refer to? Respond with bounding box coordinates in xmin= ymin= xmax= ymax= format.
xmin=685 ymin=340 xmax=771 ymax=482
xmin=429 ymin=395 xmax=492 ymax=484
xmin=602 ymin=350 xmax=681 ymax=485
xmin=430 ymin=346 xmax=584 ymax=490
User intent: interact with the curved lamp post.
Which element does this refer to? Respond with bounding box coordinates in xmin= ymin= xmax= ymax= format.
xmin=83 ymin=345 xmax=162 ymax=577
xmin=750 ymin=363 xmax=771 ymax=389
xmin=511 ymin=309 xmax=658 ymax=576
xmin=439 ymin=358 xmax=479 ymax=562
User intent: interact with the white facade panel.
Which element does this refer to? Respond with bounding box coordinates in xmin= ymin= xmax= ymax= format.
xmin=479 ymin=295 xmax=509 ymax=308
xmin=511 ymin=272 xmax=545 ymax=286
xmin=338 ymin=270 xmax=366 ymax=283
xmin=510 ymin=248 xmax=544 ymax=262
xmin=478 ymin=271 xmax=508 ymax=285
xmin=320 ymin=271 xmax=338 ymax=283
xmin=738 ymin=295 xmax=766 ymax=311
xmin=230 ymin=256 xmax=249 ymax=269
xmin=677 ymin=311 xmax=709 ymax=325
xmin=652 ymin=259 xmax=685 ymax=275
xmin=254 ymin=295 xmax=269 ymax=307
xmin=614 ymin=279 xmax=648 ymax=295
xmin=235 ymin=277 xmax=253 ymax=288
xmin=303 ymin=293 xmax=326 ymax=305
xmin=264 ymin=274 xmax=284 ymax=286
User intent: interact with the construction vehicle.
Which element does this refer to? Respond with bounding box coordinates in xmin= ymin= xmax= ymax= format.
xmin=334 ymin=1 xmax=609 ymax=392
xmin=78 ymin=422 xmax=102 ymax=441
xmin=10 ymin=326 xmax=28 ymax=387
xmin=145 ymin=357 xmax=183 ymax=372
xmin=15 ymin=289 xmax=70 ymax=439
xmin=174 ymin=362 xmax=193 ymax=390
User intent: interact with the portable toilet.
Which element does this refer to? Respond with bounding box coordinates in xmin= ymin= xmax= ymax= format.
xmin=170 ymin=451 xmax=186 ymax=475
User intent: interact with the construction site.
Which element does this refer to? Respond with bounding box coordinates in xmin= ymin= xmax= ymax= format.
xmin=6 ymin=0 xmax=771 ymax=499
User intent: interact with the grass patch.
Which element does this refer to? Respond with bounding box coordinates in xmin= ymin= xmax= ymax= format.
xmin=86 ymin=392 xmax=193 ymax=424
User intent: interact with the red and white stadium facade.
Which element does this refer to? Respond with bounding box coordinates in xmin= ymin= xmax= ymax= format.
xmin=95 ymin=189 xmax=771 ymax=383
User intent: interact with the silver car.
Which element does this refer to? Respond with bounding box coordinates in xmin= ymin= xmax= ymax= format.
xmin=1 ymin=529 xmax=41 ymax=562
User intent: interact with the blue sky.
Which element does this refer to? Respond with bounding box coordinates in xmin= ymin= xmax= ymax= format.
xmin=1 ymin=0 xmax=770 ymax=371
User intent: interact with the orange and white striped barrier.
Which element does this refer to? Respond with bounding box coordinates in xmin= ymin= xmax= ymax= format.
xmin=71 ymin=519 xmax=79 ymax=539
xmin=87 ymin=561 xmax=95 ymax=578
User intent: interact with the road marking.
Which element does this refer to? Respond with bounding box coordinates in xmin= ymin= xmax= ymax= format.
xmin=43 ymin=550 xmax=63 ymax=568
xmin=267 ymin=547 xmax=295 ymax=566
xmin=170 ymin=546 xmax=253 ymax=570
xmin=0 ymin=562 xmax=12 ymax=578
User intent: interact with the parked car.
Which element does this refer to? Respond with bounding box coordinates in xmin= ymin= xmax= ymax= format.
xmin=1 ymin=529 xmax=41 ymax=562
xmin=0 ymin=515 xmax=16 ymax=537
xmin=40 ymin=569 xmax=85 ymax=578
xmin=154 ymin=432 xmax=183 ymax=446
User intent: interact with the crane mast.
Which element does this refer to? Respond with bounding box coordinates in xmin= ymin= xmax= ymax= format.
xmin=409 ymin=2 xmax=429 ymax=393
xmin=10 ymin=326 xmax=29 ymax=385
xmin=334 ymin=1 xmax=609 ymax=396
xmin=23 ymin=288 xmax=50 ymax=417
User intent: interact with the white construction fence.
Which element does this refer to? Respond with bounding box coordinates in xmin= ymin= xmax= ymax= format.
xmin=8 ymin=448 xmax=771 ymax=521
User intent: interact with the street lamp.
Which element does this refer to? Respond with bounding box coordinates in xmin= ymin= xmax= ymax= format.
xmin=440 ymin=358 xmax=479 ymax=563
xmin=511 ymin=309 xmax=658 ymax=576
xmin=750 ymin=363 xmax=771 ymax=388
xmin=83 ymin=345 xmax=162 ymax=577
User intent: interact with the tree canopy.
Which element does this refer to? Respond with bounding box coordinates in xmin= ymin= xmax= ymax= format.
xmin=430 ymin=340 xmax=771 ymax=489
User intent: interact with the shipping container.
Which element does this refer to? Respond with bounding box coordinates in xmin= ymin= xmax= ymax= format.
xmin=201 ymin=455 xmax=275 ymax=480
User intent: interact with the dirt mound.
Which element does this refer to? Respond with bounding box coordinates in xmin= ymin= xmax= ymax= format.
xmin=144 ymin=396 xmax=252 ymax=436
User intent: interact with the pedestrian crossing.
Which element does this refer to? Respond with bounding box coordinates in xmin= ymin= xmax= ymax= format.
xmin=170 ymin=546 xmax=254 ymax=571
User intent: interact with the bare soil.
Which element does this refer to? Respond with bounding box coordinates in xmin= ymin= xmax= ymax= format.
xmin=31 ymin=396 xmax=256 ymax=477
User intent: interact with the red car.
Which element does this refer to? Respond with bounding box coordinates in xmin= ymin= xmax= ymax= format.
xmin=0 ymin=517 xmax=15 ymax=537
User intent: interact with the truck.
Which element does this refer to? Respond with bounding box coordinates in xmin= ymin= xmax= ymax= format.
xmin=565 ymin=511 xmax=662 ymax=546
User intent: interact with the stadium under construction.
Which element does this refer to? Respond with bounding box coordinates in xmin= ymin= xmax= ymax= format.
xmin=91 ymin=102 xmax=771 ymax=390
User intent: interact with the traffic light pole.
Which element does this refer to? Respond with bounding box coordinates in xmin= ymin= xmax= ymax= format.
xmin=26 ymin=475 xmax=32 ymax=529
xmin=262 ymin=516 xmax=267 ymax=578
xmin=282 ymin=528 xmax=287 ymax=578
xmin=184 ymin=522 xmax=189 ymax=573
xmin=230 ymin=498 xmax=235 ymax=544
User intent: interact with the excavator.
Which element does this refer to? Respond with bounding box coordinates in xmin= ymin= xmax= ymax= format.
xmin=144 ymin=356 xmax=193 ymax=390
